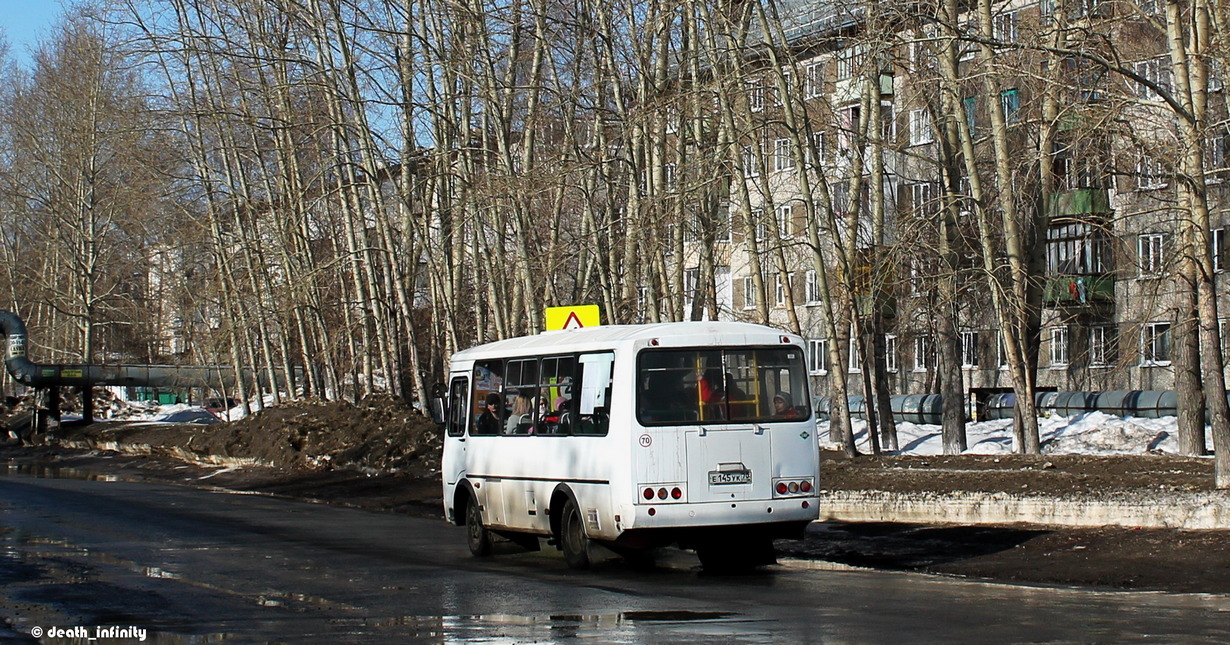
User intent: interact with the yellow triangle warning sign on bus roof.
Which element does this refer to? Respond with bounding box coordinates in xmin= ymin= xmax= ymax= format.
xmin=545 ymin=305 xmax=600 ymax=331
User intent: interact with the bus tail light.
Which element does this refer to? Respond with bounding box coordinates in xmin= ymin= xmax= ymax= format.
xmin=773 ymin=478 xmax=815 ymax=498
xmin=638 ymin=483 xmax=686 ymax=503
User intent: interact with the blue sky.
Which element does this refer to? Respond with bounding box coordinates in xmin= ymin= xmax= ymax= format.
xmin=0 ymin=1 xmax=65 ymax=66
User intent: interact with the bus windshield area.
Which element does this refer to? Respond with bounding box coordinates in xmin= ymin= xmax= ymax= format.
xmin=636 ymin=347 xmax=811 ymax=425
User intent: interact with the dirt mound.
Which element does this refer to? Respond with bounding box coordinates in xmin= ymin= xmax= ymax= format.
xmin=201 ymin=394 xmax=441 ymax=472
xmin=820 ymin=451 xmax=1217 ymax=495
xmin=55 ymin=394 xmax=442 ymax=473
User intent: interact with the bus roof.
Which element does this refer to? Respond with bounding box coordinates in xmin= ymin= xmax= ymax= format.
xmin=450 ymin=321 xmax=802 ymax=363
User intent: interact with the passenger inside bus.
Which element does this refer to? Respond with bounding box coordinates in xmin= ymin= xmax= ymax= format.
xmin=773 ymin=392 xmax=801 ymax=419
xmin=700 ymin=369 xmax=724 ymax=403
xmin=476 ymin=392 xmax=503 ymax=435
xmin=505 ymin=393 xmax=534 ymax=434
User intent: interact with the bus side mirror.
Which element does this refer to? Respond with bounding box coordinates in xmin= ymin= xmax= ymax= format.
xmin=429 ymin=382 xmax=446 ymax=425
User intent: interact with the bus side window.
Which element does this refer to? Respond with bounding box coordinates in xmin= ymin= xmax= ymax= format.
xmin=446 ymin=377 xmax=469 ymax=437
xmin=538 ymin=355 xmax=576 ymax=435
xmin=472 ymin=359 xmax=505 ymax=436
xmin=575 ymin=352 xmax=614 ymax=436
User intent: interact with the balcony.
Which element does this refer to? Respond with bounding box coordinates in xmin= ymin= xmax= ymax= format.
xmin=1046 ymin=188 xmax=1111 ymax=218
xmin=855 ymin=293 xmax=896 ymax=319
xmin=1043 ymin=274 xmax=1114 ymax=306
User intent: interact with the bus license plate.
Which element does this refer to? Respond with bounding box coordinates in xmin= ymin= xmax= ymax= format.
xmin=709 ymin=470 xmax=751 ymax=485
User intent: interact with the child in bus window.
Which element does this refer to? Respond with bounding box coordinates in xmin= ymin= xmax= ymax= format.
xmin=773 ymin=392 xmax=800 ymax=419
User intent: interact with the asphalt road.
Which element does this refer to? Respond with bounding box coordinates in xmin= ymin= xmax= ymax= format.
xmin=2 ymin=473 xmax=1229 ymax=644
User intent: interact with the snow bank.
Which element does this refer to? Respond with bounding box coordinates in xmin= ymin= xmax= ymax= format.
xmin=822 ymin=412 xmax=1201 ymax=457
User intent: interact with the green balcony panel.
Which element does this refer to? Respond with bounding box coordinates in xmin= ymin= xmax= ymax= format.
xmin=1045 ymin=188 xmax=1111 ymax=218
xmin=1043 ymin=274 xmax=1114 ymax=305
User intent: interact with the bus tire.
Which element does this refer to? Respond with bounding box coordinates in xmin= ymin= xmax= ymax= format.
xmin=465 ymin=491 xmax=493 ymax=557
xmin=559 ymin=498 xmax=591 ymax=569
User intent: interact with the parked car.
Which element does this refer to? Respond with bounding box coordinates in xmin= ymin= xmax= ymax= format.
xmin=203 ymin=398 xmax=240 ymax=414
xmin=154 ymin=407 xmax=221 ymax=425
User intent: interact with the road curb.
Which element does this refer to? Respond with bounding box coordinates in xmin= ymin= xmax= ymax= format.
xmin=821 ymin=489 xmax=1230 ymax=530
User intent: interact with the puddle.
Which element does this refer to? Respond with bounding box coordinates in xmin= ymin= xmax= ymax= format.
xmin=620 ymin=610 xmax=734 ymax=621
xmin=4 ymin=462 xmax=118 ymax=482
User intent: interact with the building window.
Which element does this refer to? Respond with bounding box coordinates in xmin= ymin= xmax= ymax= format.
xmin=963 ymin=97 xmax=977 ymax=134
xmin=958 ymin=18 xmax=977 ymax=62
xmin=880 ymin=101 xmax=896 ymax=143
xmin=774 ymin=273 xmax=788 ymax=307
xmin=1090 ymin=325 xmax=1116 ymax=367
xmin=1074 ymin=0 xmax=1106 ymax=18
xmin=832 ymin=181 xmax=850 ymax=217
xmin=1001 ymin=88 xmax=1020 ymax=124
xmin=663 ymin=162 xmax=677 ymax=192
xmin=837 ymin=43 xmax=865 ymax=80
xmin=1046 ymin=222 xmax=1112 ymax=275
xmin=773 ymin=138 xmax=795 ymax=172
xmin=1136 ymin=0 xmax=1161 ymax=14
xmin=742 ymin=144 xmax=760 ymax=178
xmin=1222 ymin=319 xmax=1229 ymax=362
xmin=752 ymin=208 xmax=767 ymax=241
xmin=909 ymin=108 xmax=933 ymax=145
xmin=742 ymin=276 xmax=757 ymax=310
xmin=805 ymin=270 xmax=820 ymax=304
xmin=838 ymin=105 xmax=860 ymax=154
xmin=913 ymin=335 xmax=932 ymax=371
xmin=1050 ymin=326 xmax=1070 ymax=367
xmin=777 ymin=204 xmax=793 ymax=238
xmin=1214 ymin=227 xmax=1225 ymax=273
xmin=1138 ymin=233 xmax=1166 ymax=277
xmin=774 ymin=71 xmax=790 ymax=107
xmin=1137 ymin=154 xmax=1166 ymax=190
xmin=747 ymin=80 xmax=764 ymax=112
xmin=805 ymin=61 xmax=824 ymax=98
xmin=1208 ymin=129 xmax=1229 ymax=182
xmin=961 ymin=331 xmax=980 ymax=369
xmin=910 ymin=181 xmax=940 ymax=217
xmin=1142 ymin=322 xmax=1172 ymax=366
xmin=807 ymin=338 xmax=830 ymax=374
xmin=997 ymin=330 xmax=1009 ymax=369
xmin=884 ymin=335 xmax=898 ymax=372
xmin=1135 ymin=56 xmax=1171 ymax=100
xmin=993 ymin=11 xmax=1019 ymax=42
xmin=716 ymin=205 xmax=732 ymax=243
xmin=849 ymin=334 xmax=862 ymax=373
xmin=808 ymin=131 xmax=826 ymax=166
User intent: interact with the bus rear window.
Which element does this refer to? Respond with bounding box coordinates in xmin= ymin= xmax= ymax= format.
xmin=636 ymin=347 xmax=810 ymax=425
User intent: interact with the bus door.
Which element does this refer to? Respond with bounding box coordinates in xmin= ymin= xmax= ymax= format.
xmin=442 ymin=375 xmax=470 ymax=489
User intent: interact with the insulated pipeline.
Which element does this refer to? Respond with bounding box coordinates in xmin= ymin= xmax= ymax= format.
xmin=0 ymin=310 xmax=289 ymax=389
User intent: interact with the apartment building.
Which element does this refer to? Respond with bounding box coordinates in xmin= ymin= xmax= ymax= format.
xmin=669 ymin=0 xmax=1228 ymax=408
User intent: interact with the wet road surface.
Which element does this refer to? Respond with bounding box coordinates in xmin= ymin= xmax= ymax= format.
xmin=2 ymin=472 xmax=1229 ymax=643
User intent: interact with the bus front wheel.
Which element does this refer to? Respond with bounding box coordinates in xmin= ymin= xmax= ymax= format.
xmin=559 ymin=498 xmax=591 ymax=569
xmin=466 ymin=492 xmax=492 ymax=557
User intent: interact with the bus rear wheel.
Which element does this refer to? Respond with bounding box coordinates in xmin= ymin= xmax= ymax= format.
xmin=466 ymin=492 xmax=492 ymax=557
xmin=559 ymin=498 xmax=591 ymax=569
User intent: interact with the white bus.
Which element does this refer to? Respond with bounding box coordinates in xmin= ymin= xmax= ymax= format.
xmin=438 ymin=321 xmax=820 ymax=570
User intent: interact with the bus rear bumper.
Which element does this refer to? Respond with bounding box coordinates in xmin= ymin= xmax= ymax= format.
xmin=618 ymin=497 xmax=819 ymax=534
